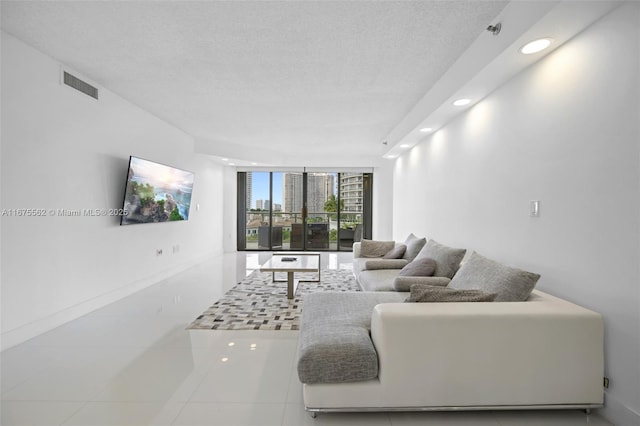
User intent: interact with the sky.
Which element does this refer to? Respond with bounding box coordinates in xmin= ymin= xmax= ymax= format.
xmin=250 ymin=172 xmax=341 ymax=209
xmin=251 ymin=172 xmax=282 ymax=207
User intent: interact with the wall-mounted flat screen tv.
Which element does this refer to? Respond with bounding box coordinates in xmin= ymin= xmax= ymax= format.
xmin=120 ymin=156 xmax=194 ymax=225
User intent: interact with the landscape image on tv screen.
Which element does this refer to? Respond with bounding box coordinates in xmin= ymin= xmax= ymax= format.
xmin=120 ymin=156 xmax=194 ymax=225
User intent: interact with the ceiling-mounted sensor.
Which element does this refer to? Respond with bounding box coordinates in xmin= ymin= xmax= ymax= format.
xmin=486 ymin=23 xmax=501 ymax=36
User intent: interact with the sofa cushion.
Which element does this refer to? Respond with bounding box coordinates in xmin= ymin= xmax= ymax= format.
xmin=360 ymin=239 xmax=396 ymax=258
xmin=352 ymin=258 xmax=408 ymax=285
xmin=393 ymin=276 xmax=451 ymax=292
xmin=297 ymin=292 xmax=405 ymax=384
xmin=449 ymin=252 xmax=540 ymax=302
xmin=403 ymin=234 xmax=427 ymax=262
xmin=383 ymin=243 xmax=407 ymax=259
xmin=406 ymin=284 xmax=497 ymax=303
xmin=416 ymin=239 xmax=466 ymax=278
xmin=398 ymin=257 xmax=436 ymax=277
xmin=358 ymin=269 xmax=402 ymax=291
xmin=298 ymin=325 xmax=376 ymax=384
xmin=362 ymin=259 xmax=409 ymax=270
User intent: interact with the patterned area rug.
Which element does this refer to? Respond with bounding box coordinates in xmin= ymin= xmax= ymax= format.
xmin=187 ymin=268 xmax=361 ymax=331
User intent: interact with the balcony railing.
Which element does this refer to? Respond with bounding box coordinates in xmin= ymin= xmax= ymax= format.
xmin=244 ymin=210 xmax=362 ymax=251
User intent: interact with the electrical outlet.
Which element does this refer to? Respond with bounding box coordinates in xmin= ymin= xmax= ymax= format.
xmin=603 ymin=377 xmax=610 ymax=388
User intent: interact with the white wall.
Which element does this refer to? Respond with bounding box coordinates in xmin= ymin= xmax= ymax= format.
xmin=0 ymin=32 xmax=225 ymax=350
xmin=222 ymin=166 xmax=238 ymax=252
xmin=393 ymin=4 xmax=639 ymax=424
xmin=373 ymin=162 xmax=394 ymax=241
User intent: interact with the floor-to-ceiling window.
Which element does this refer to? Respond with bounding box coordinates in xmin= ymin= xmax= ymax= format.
xmin=237 ymin=170 xmax=372 ymax=251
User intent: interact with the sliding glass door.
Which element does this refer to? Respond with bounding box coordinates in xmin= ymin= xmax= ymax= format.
xmin=238 ymin=171 xmax=372 ymax=251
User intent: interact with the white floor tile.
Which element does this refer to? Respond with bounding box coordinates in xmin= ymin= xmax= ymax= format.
xmin=156 ymin=328 xmax=237 ymax=349
xmin=1 ymin=401 xmax=83 ymax=426
xmin=171 ymin=402 xmax=285 ymax=426
xmin=285 ymin=363 xmax=304 ymax=404
xmin=93 ymin=348 xmax=216 ymax=402
xmin=62 ymin=401 xmax=184 ymax=426
xmin=492 ymin=409 xmax=612 ymax=425
xmin=188 ymin=332 xmax=298 ymax=404
xmin=0 ymin=252 xmax=614 ymax=426
xmin=2 ymin=368 xmax=109 ymax=401
xmin=388 ymin=410 xmax=500 ymax=425
xmin=2 ymin=346 xmax=150 ymax=401
xmin=0 ymin=345 xmax=60 ymax=394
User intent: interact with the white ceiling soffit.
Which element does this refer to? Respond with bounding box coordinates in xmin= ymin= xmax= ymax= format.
xmin=383 ymin=0 xmax=622 ymax=158
xmin=0 ymin=0 xmax=509 ymax=167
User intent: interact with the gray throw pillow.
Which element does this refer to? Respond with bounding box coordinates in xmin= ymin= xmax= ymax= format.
xmin=360 ymin=239 xmax=396 ymax=258
xmin=393 ymin=276 xmax=451 ymax=292
xmin=398 ymin=257 xmax=436 ymax=277
xmin=403 ymin=235 xmax=427 ymax=262
xmin=415 ymin=239 xmax=466 ymax=278
xmin=449 ymin=252 xmax=540 ymax=302
xmin=383 ymin=244 xmax=407 ymax=259
xmin=405 ymin=284 xmax=497 ymax=303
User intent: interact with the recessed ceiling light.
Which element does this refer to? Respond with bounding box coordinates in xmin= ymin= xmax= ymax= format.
xmin=419 ymin=127 xmax=433 ymax=133
xmin=400 ymin=144 xmax=410 ymax=148
xmin=229 ymin=163 xmax=236 ymax=166
xmin=453 ymin=98 xmax=471 ymax=106
xmin=520 ymin=38 xmax=552 ymax=55
xmin=221 ymin=158 xmax=229 ymax=161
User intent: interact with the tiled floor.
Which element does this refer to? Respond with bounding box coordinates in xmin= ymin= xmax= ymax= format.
xmin=1 ymin=252 xmax=611 ymax=425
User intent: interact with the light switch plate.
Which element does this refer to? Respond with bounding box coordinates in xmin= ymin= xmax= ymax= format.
xmin=530 ymin=200 xmax=540 ymax=217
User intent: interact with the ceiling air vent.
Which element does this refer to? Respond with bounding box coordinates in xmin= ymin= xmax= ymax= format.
xmin=63 ymin=71 xmax=99 ymax=100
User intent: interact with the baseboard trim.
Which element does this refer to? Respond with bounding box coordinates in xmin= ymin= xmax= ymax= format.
xmin=0 ymin=250 xmax=219 ymax=351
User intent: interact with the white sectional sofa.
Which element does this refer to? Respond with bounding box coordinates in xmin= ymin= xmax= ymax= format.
xmin=300 ymin=290 xmax=604 ymax=415
xmin=297 ymin=237 xmax=605 ymax=417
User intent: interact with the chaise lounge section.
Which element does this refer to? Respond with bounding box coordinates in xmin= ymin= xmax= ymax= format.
xmin=297 ymin=236 xmax=605 ymax=417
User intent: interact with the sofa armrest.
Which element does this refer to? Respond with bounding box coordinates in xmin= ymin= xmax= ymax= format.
xmin=369 ymin=290 xmax=604 ymax=407
xmin=353 ymin=240 xmax=408 ymax=268
xmin=353 ymin=242 xmax=404 ymax=262
xmin=392 ymin=276 xmax=450 ymax=291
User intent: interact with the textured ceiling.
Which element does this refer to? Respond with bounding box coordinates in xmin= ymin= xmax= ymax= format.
xmin=1 ymin=0 xmax=508 ymax=162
